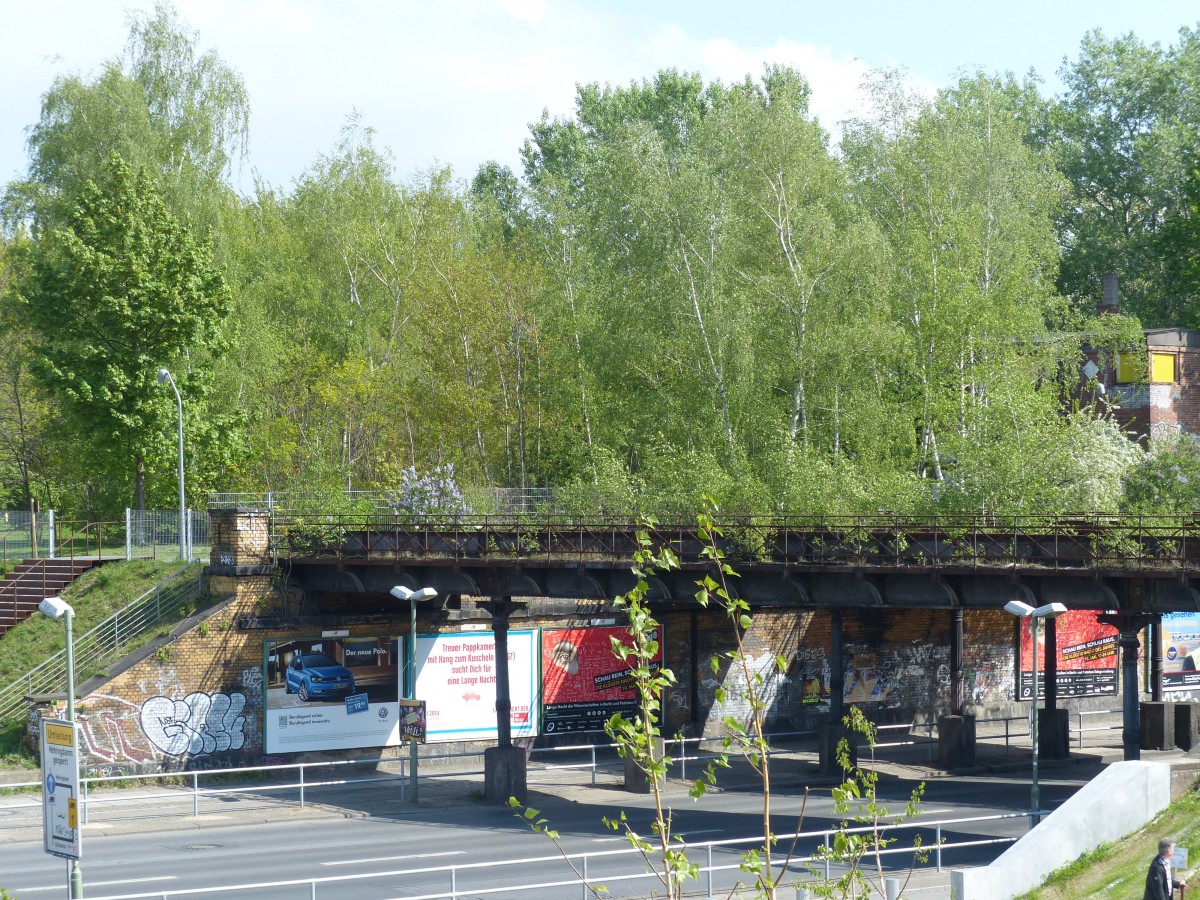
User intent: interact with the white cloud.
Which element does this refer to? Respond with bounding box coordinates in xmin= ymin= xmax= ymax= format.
xmin=495 ymin=0 xmax=545 ymax=25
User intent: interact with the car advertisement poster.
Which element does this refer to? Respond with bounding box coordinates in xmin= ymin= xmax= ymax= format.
xmin=1017 ymin=610 xmax=1118 ymax=699
xmin=541 ymin=626 xmax=663 ymax=734
xmin=415 ymin=631 xmax=538 ymax=743
xmin=1162 ymin=612 xmax=1200 ymax=689
xmin=264 ymin=636 xmax=400 ymax=753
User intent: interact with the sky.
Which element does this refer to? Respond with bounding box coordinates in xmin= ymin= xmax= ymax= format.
xmin=1 ymin=0 xmax=1197 ymax=195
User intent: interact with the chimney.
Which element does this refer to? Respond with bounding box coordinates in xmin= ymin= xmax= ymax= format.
xmin=1098 ymin=272 xmax=1119 ymax=315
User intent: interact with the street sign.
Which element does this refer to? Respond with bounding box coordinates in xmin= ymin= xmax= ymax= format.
xmin=41 ymin=718 xmax=81 ymax=860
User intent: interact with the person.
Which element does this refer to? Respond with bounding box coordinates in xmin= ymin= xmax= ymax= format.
xmin=1146 ymin=838 xmax=1187 ymax=899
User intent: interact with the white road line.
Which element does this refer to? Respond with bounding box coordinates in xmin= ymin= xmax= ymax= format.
xmin=17 ymin=876 xmax=177 ymax=892
xmin=322 ymin=850 xmax=465 ymax=866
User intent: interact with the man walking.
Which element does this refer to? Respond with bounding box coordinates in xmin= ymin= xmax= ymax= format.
xmin=1146 ymin=838 xmax=1187 ymax=900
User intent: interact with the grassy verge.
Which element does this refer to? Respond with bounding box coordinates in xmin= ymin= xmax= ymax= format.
xmin=1020 ymin=782 xmax=1200 ymax=898
xmin=0 ymin=560 xmax=205 ymax=764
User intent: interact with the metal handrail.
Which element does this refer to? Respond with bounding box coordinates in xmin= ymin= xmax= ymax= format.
xmin=0 ymin=563 xmax=202 ymax=723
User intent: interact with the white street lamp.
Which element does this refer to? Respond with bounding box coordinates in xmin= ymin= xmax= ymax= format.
xmin=156 ymin=368 xmax=187 ymax=562
xmin=390 ymin=585 xmax=438 ymax=803
xmin=1005 ymin=599 xmax=1067 ymax=824
xmin=40 ymin=596 xmax=83 ymax=899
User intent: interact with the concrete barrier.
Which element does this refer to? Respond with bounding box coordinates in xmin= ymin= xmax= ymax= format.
xmin=951 ymin=761 xmax=1171 ymax=900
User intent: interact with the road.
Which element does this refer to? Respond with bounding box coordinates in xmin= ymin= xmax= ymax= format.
xmin=0 ymin=764 xmax=1099 ymax=900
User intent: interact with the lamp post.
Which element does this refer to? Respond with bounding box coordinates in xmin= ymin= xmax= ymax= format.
xmin=390 ymin=585 xmax=438 ymax=803
xmin=156 ymin=368 xmax=186 ymax=562
xmin=1005 ymin=600 xmax=1067 ymax=825
xmin=40 ymin=596 xmax=83 ymax=899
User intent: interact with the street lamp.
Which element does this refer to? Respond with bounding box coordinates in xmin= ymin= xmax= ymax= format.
xmin=40 ymin=596 xmax=83 ymax=899
xmin=390 ymin=585 xmax=438 ymax=803
xmin=1005 ymin=600 xmax=1067 ymax=825
xmin=156 ymin=368 xmax=186 ymax=563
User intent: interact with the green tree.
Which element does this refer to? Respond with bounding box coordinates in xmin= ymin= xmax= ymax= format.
xmin=20 ymin=153 xmax=233 ymax=511
xmin=1051 ymin=28 xmax=1200 ymax=326
xmin=9 ymin=1 xmax=248 ymax=242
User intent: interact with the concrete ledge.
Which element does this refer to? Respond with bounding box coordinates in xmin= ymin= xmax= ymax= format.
xmin=952 ymin=761 xmax=1171 ymax=900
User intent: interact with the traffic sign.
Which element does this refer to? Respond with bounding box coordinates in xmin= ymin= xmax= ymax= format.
xmin=41 ymin=718 xmax=81 ymax=860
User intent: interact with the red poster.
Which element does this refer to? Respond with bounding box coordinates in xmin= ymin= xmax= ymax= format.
xmin=1017 ymin=610 xmax=1117 ymax=699
xmin=542 ymin=626 xmax=664 ymax=734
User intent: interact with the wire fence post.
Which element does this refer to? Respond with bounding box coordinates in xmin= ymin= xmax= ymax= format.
xmin=707 ymin=844 xmax=714 ymax=899
xmin=300 ymin=763 xmax=306 ymax=808
xmin=581 ymin=854 xmax=588 ymax=900
xmin=936 ymin=824 xmax=943 ymax=871
xmin=125 ymin=509 xmax=132 ymax=561
xmin=193 ymin=772 xmax=199 ymax=817
xmin=590 ymin=745 xmax=596 ymax=787
xmin=824 ymin=833 xmax=831 ymax=881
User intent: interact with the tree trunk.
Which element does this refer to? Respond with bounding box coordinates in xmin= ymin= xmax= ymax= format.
xmin=135 ymin=454 xmax=146 ymax=511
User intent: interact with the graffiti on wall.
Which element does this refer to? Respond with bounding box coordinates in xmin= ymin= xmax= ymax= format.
xmin=76 ymin=689 xmax=249 ymax=765
xmin=140 ymin=692 xmax=247 ymax=756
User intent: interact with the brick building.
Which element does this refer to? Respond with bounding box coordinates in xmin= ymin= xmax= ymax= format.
xmin=1084 ymin=273 xmax=1200 ymax=441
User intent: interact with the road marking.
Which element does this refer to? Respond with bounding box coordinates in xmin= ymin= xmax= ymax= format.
xmin=322 ymin=850 xmax=465 ymax=866
xmin=17 ymin=876 xmax=177 ymax=892
xmin=593 ymin=828 xmax=725 ymax=843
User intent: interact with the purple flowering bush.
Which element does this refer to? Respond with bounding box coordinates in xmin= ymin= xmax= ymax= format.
xmin=387 ymin=465 xmax=469 ymax=518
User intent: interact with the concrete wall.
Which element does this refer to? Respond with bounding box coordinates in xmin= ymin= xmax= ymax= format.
xmin=951 ymin=761 xmax=1172 ymax=900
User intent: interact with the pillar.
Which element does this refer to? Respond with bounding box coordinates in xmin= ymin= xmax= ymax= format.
xmin=484 ymin=596 xmax=528 ymax=803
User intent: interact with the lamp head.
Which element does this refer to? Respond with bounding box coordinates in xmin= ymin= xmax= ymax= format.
xmin=1033 ymin=602 xmax=1068 ymax=619
xmin=390 ymin=586 xmax=438 ymax=603
xmin=39 ymin=596 xmax=74 ymax=618
xmin=1004 ymin=600 xmax=1035 ymax=618
xmin=157 ymin=368 xmax=170 ymax=384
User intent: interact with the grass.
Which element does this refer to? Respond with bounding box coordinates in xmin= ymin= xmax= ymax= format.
xmin=1019 ymin=782 xmax=1200 ymax=898
xmin=0 ymin=560 xmax=205 ymax=763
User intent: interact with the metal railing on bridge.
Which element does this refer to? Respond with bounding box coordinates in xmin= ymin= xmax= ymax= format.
xmin=259 ymin=511 xmax=1200 ymax=574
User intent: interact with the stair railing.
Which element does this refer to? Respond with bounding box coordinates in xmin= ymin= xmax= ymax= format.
xmin=0 ymin=563 xmax=202 ymax=723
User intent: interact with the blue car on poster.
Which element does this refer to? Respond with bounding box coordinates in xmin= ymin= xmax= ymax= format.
xmin=285 ymin=652 xmax=355 ymax=702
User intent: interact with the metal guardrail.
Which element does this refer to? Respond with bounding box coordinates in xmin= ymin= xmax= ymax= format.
xmin=0 ymin=563 xmax=204 ymax=723
xmin=72 ymin=808 xmax=1030 ymax=900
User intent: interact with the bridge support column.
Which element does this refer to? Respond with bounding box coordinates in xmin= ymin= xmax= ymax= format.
xmin=1099 ymin=613 xmax=1156 ymax=761
xmin=820 ymin=611 xmax=854 ymax=774
xmin=1151 ymin=620 xmax=1163 ymax=703
xmin=937 ymin=714 xmax=976 ymax=768
xmin=1039 ymin=618 xmax=1069 ymax=760
xmin=484 ymin=596 xmax=528 ymax=803
xmin=951 ymin=609 xmax=964 ymax=715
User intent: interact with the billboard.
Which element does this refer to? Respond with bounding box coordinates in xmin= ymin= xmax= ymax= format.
xmin=415 ymin=631 xmax=538 ymax=742
xmin=541 ymin=626 xmax=664 ymax=734
xmin=1017 ymin=610 xmax=1118 ymax=699
xmin=1162 ymin=612 xmax=1200 ymax=689
xmin=264 ymin=636 xmax=400 ymax=753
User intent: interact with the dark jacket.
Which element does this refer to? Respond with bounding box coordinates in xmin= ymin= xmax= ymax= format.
xmin=1146 ymin=855 xmax=1173 ymax=900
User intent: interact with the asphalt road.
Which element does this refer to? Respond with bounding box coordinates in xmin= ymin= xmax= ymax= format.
xmin=0 ymin=763 xmax=1101 ymax=900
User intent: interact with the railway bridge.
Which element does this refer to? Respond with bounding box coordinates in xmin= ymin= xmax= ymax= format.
xmin=240 ymin=511 xmax=1200 ymax=787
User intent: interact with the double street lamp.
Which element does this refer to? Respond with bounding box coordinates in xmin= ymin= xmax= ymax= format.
xmin=156 ymin=368 xmax=187 ymax=563
xmin=1005 ymin=599 xmax=1067 ymax=824
xmin=40 ymin=596 xmax=83 ymax=899
xmin=390 ymin=585 xmax=438 ymax=803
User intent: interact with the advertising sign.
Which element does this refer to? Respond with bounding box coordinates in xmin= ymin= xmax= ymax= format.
xmin=415 ymin=631 xmax=538 ymax=742
xmin=399 ymin=699 xmax=427 ymax=743
xmin=1017 ymin=610 xmax=1118 ymax=699
xmin=1162 ymin=612 xmax=1200 ymax=689
xmin=264 ymin=636 xmax=400 ymax=753
xmin=41 ymin=718 xmax=81 ymax=861
xmin=541 ymin=626 xmax=663 ymax=734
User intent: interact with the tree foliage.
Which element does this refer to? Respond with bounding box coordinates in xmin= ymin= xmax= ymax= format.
xmin=19 ymin=153 xmax=233 ymax=510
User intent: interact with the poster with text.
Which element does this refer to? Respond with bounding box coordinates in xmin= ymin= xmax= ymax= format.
xmin=264 ymin=636 xmax=400 ymax=753
xmin=541 ymin=626 xmax=664 ymax=734
xmin=1017 ymin=610 xmax=1118 ymax=699
xmin=415 ymin=631 xmax=538 ymax=742
xmin=1162 ymin=612 xmax=1200 ymax=689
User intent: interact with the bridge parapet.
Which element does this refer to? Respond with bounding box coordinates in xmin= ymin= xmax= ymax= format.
xmin=264 ymin=514 xmax=1200 ymax=576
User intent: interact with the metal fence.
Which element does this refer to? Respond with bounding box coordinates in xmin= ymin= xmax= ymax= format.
xmin=0 ymin=563 xmax=204 ymax=724
xmin=209 ymin=488 xmax=557 ymax=516
xmin=0 ymin=509 xmax=211 ymax=566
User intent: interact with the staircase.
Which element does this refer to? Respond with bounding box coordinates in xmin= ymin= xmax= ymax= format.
xmin=0 ymin=558 xmax=106 ymax=636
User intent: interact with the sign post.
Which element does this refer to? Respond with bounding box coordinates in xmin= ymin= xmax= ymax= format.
xmin=41 ymin=718 xmax=82 ymax=872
